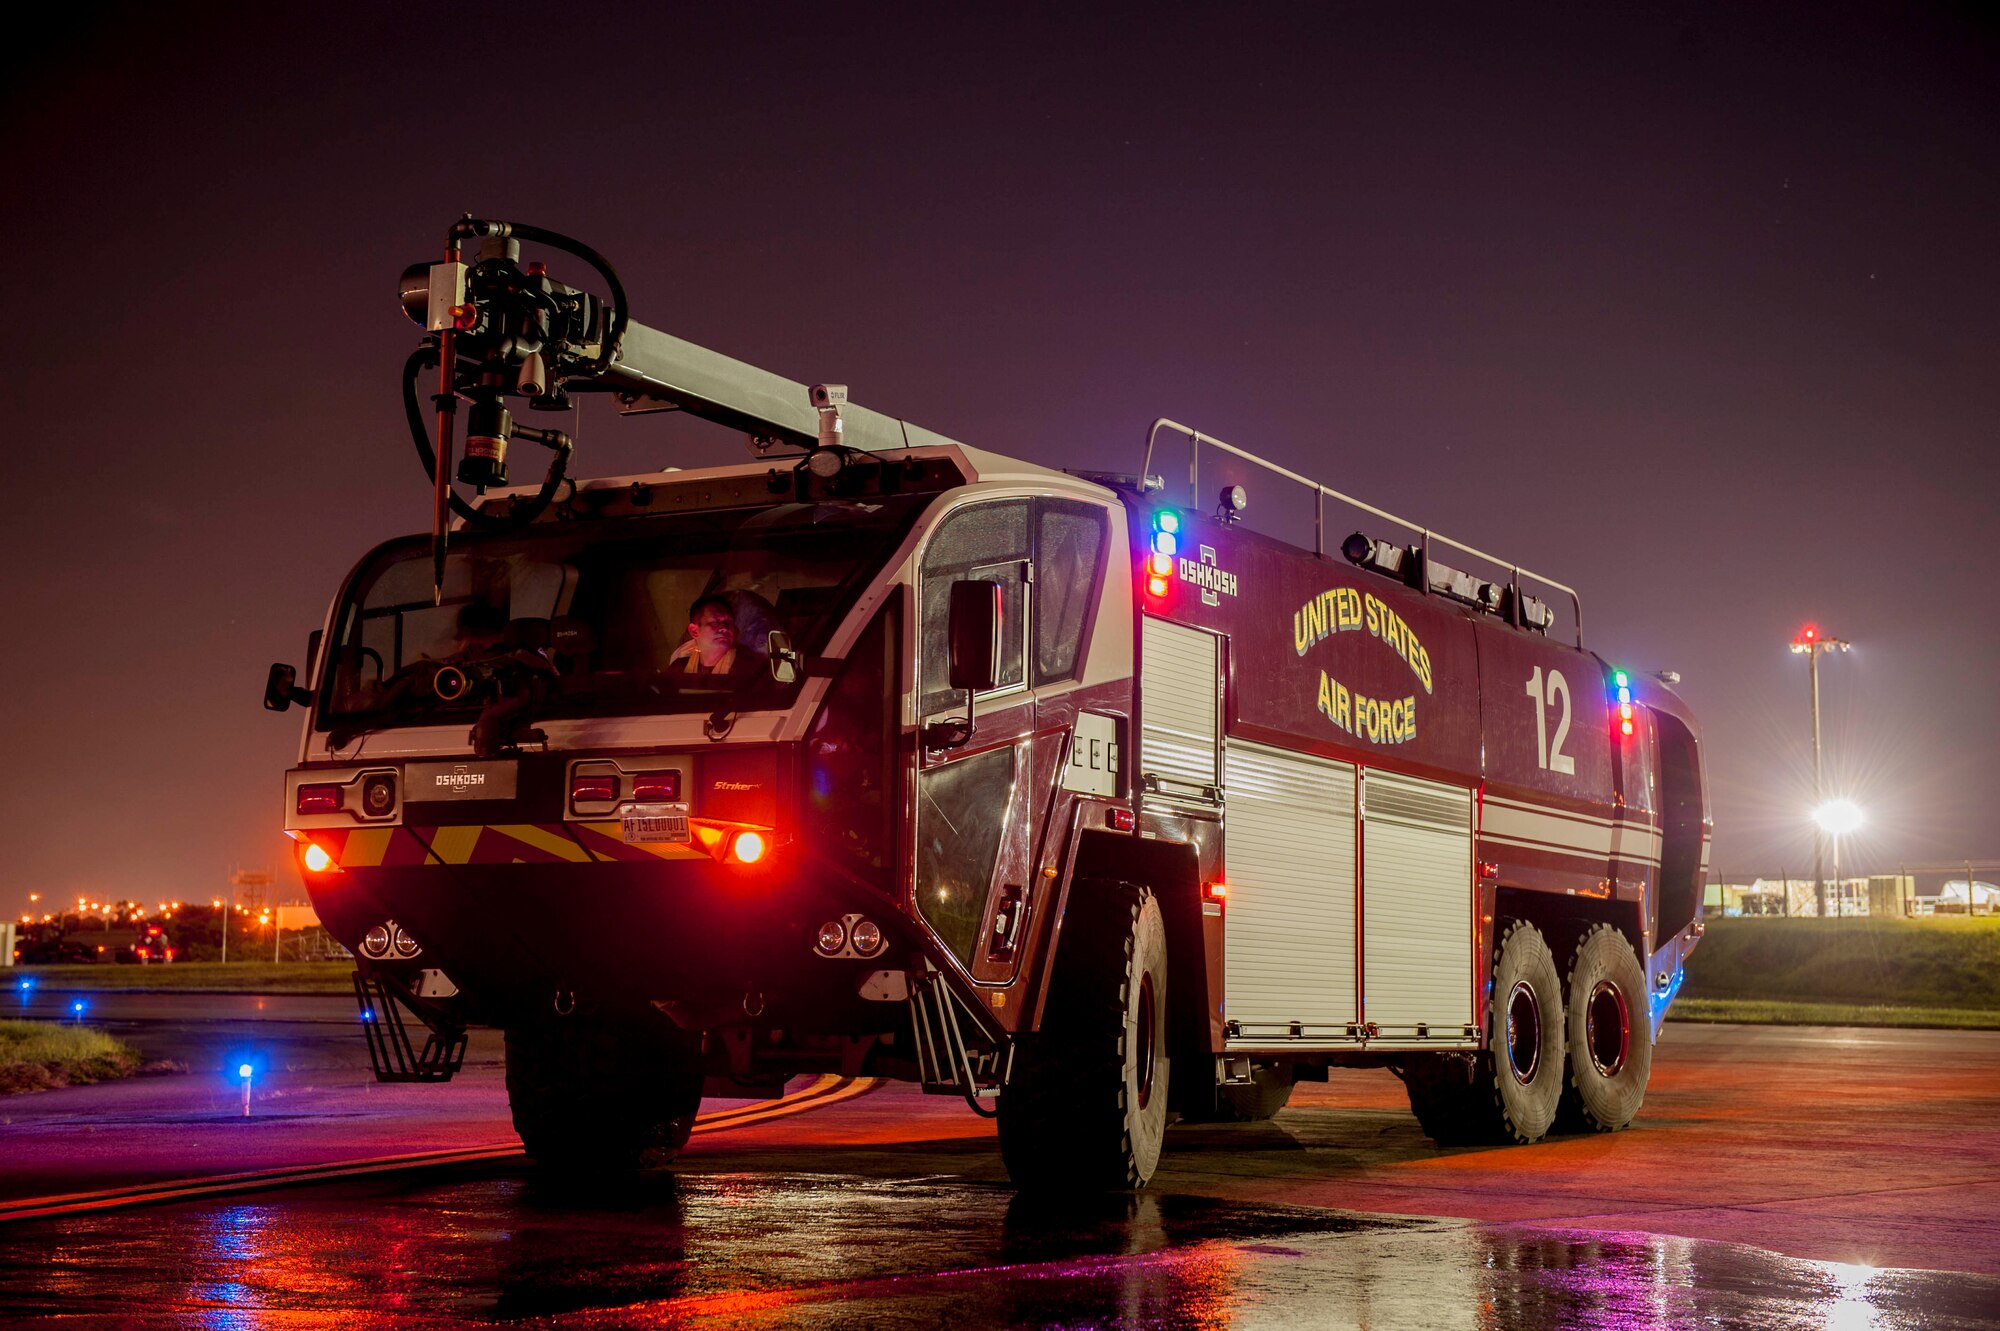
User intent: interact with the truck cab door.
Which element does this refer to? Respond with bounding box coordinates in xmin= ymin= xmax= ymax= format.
xmin=913 ymin=500 xmax=1038 ymax=984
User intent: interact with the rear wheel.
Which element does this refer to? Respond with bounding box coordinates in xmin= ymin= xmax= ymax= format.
xmin=1556 ymin=924 xmax=1652 ymax=1132
xmin=504 ymin=1012 xmax=705 ymax=1171
xmin=998 ymin=882 xmax=1170 ymax=1191
xmin=1403 ymin=918 xmax=1565 ymax=1145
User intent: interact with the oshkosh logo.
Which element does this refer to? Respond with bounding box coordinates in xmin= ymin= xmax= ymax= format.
xmin=436 ymin=769 xmax=485 ymax=790
xmin=1179 ymin=545 xmax=1239 ymax=607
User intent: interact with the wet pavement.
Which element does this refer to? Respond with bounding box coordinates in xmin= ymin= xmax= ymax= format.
xmin=1 ymin=1168 xmax=1996 ymax=1328
xmin=3 ymin=993 xmax=1998 ymax=1327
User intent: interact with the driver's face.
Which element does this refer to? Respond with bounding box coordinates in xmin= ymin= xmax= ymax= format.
xmin=691 ymin=608 xmax=736 ymax=655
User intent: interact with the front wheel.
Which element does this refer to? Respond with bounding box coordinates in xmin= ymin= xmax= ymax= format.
xmin=997 ymin=882 xmax=1170 ymax=1191
xmin=504 ymin=1012 xmax=705 ymax=1172
xmin=1556 ymin=924 xmax=1652 ymax=1132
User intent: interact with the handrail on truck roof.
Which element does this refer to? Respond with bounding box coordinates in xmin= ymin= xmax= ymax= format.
xmin=1141 ymin=418 xmax=1584 ymax=647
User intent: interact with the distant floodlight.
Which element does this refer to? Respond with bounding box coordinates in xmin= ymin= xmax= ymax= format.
xmin=1812 ymin=799 xmax=1863 ymax=836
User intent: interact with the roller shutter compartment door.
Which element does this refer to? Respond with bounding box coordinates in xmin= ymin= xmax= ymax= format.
xmin=1361 ymin=770 xmax=1475 ymax=1039
xmin=1139 ymin=616 xmax=1219 ymax=801
xmin=1222 ymin=741 xmax=1358 ymax=1043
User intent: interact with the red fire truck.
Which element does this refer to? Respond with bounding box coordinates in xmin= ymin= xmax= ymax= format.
xmin=266 ymin=219 xmax=1707 ymax=1189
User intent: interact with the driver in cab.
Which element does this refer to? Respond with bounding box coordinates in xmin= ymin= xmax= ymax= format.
xmin=667 ymin=595 xmax=765 ymax=682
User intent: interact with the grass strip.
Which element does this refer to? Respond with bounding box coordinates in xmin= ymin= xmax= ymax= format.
xmin=1671 ymin=997 xmax=2000 ymax=1030
xmin=0 ymin=1020 xmax=141 ymax=1094
xmin=1683 ymin=917 xmax=2000 ymax=1009
xmin=11 ymin=962 xmax=355 ymax=994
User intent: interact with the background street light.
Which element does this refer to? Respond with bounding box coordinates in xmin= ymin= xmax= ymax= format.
xmin=1791 ymin=624 xmax=1851 ymax=916
xmin=1813 ymin=800 xmax=1864 ymax=916
xmin=1812 ymin=799 xmax=1864 ymax=838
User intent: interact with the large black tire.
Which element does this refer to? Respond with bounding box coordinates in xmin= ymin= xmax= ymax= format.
xmin=1403 ymin=918 xmax=1566 ymax=1145
xmin=997 ymin=882 xmax=1170 ymax=1191
xmin=504 ymin=1014 xmax=705 ymax=1171
xmin=1555 ymin=923 xmax=1652 ymax=1132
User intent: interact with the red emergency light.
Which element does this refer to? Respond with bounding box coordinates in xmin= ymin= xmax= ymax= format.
xmin=570 ymin=773 xmax=618 ymax=804
xmin=296 ymin=784 xmax=342 ymax=815
xmin=630 ymin=771 xmax=680 ymax=803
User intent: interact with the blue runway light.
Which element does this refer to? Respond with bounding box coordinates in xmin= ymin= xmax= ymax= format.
xmin=238 ymin=1063 xmax=253 ymax=1079
xmin=359 ymin=1008 xmax=375 ymax=1023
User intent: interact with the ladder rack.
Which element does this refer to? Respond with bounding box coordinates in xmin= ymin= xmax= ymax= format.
xmin=1141 ymin=418 xmax=1584 ymax=647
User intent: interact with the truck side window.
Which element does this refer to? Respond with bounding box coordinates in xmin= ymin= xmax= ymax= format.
xmin=1033 ymin=500 xmax=1106 ymax=685
xmin=921 ymin=500 xmax=1028 ymax=714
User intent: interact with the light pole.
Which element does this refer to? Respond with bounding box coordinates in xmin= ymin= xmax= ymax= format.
xmin=1813 ymin=800 xmax=1863 ymax=915
xmin=1791 ymin=625 xmax=1850 ymax=916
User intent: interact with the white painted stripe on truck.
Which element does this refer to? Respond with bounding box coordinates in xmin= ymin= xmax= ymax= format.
xmin=1481 ymin=802 xmax=1615 ymax=856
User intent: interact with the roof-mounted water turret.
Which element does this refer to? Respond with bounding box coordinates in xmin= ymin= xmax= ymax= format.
xmin=399 ymin=217 xmax=965 ymax=596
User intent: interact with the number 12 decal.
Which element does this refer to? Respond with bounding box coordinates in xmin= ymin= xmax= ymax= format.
xmin=1526 ymin=666 xmax=1575 ymax=775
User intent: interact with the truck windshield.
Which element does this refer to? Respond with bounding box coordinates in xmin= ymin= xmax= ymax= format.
xmin=318 ymin=495 xmax=926 ymax=731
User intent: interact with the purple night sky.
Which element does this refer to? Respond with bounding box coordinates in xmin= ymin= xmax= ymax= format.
xmin=2 ymin=4 xmax=1993 ymax=911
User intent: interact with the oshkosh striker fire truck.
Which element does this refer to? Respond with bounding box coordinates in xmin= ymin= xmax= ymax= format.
xmin=266 ymin=219 xmax=1708 ymax=1189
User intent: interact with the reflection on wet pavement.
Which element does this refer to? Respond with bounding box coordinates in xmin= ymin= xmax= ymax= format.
xmin=1 ymin=1170 xmax=1995 ymax=1329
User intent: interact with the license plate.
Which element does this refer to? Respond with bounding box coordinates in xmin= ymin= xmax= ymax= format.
xmin=622 ymin=803 xmax=691 ymax=845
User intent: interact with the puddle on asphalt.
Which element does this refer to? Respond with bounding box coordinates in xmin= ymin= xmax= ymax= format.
xmin=0 ymin=1170 xmax=1994 ymax=1329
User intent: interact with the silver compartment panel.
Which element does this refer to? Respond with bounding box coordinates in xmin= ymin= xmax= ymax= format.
xmin=1222 ymin=741 xmax=1359 ymax=1044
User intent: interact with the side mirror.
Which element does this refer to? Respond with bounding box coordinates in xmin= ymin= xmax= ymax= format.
xmin=263 ymin=663 xmax=311 ymax=712
xmin=768 ymin=630 xmax=800 ymax=685
xmin=925 ymin=580 xmax=1002 ymax=752
xmin=946 ymin=580 xmax=1001 ymax=693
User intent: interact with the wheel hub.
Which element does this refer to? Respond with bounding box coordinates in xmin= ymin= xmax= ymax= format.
xmin=1135 ymin=971 xmax=1157 ymax=1111
xmin=1585 ymin=979 xmax=1629 ymax=1076
xmin=1505 ymin=980 xmax=1541 ymax=1084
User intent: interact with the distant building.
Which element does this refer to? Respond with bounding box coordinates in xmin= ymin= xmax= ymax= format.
xmin=1705 ymin=875 xmax=1913 ymax=917
xmin=1932 ymin=880 xmax=1998 ymax=914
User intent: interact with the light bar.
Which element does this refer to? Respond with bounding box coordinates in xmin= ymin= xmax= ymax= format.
xmin=1146 ymin=510 xmax=1181 ymax=598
